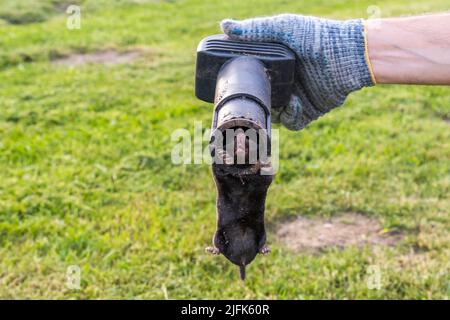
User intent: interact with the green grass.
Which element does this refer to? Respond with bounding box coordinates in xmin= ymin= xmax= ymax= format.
xmin=0 ymin=0 xmax=449 ymax=299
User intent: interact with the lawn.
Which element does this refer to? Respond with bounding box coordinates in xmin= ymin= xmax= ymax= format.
xmin=0 ymin=0 xmax=449 ymax=299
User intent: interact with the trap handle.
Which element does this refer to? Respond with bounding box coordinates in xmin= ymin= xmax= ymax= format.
xmin=195 ymin=34 xmax=296 ymax=108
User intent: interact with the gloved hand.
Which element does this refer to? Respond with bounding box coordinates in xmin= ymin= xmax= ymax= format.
xmin=221 ymin=14 xmax=376 ymax=130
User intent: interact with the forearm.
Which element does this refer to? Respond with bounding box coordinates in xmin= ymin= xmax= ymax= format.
xmin=366 ymin=14 xmax=450 ymax=85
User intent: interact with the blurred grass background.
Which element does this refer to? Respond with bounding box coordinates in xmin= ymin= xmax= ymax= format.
xmin=0 ymin=0 xmax=449 ymax=299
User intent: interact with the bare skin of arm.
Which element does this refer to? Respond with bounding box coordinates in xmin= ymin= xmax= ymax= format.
xmin=366 ymin=13 xmax=450 ymax=85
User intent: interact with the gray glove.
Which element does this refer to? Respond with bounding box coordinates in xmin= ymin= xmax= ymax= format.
xmin=221 ymin=14 xmax=376 ymax=130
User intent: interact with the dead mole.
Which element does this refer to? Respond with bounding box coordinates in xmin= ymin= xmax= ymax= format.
xmin=206 ymin=130 xmax=273 ymax=280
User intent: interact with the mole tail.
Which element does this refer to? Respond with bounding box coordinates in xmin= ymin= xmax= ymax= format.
xmin=239 ymin=265 xmax=246 ymax=280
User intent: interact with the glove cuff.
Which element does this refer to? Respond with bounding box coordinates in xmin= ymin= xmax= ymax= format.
xmin=362 ymin=19 xmax=378 ymax=85
xmin=322 ymin=18 xmax=375 ymax=94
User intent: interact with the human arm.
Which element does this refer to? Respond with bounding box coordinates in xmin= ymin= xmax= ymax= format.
xmin=220 ymin=13 xmax=450 ymax=130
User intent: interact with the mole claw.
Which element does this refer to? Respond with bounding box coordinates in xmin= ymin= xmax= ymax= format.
xmin=259 ymin=246 xmax=270 ymax=255
xmin=205 ymin=246 xmax=220 ymax=255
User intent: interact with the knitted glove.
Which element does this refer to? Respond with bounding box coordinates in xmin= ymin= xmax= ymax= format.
xmin=221 ymin=14 xmax=376 ymax=130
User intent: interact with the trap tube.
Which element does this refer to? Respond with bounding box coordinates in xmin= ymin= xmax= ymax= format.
xmin=210 ymin=56 xmax=272 ymax=169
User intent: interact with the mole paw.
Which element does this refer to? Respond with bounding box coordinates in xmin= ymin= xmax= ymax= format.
xmin=259 ymin=245 xmax=270 ymax=255
xmin=205 ymin=246 xmax=220 ymax=255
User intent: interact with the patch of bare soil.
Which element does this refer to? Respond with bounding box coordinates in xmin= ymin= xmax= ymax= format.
xmin=52 ymin=50 xmax=140 ymax=66
xmin=276 ymin=213 xmax=402 ymax=252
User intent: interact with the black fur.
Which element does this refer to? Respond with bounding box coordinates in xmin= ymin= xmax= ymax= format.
xmin=210 ymin=163 xmax=273 ymax=280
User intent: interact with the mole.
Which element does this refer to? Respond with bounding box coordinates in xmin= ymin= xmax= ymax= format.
xmin=206 ymin=130 xmax=273 ymax=280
